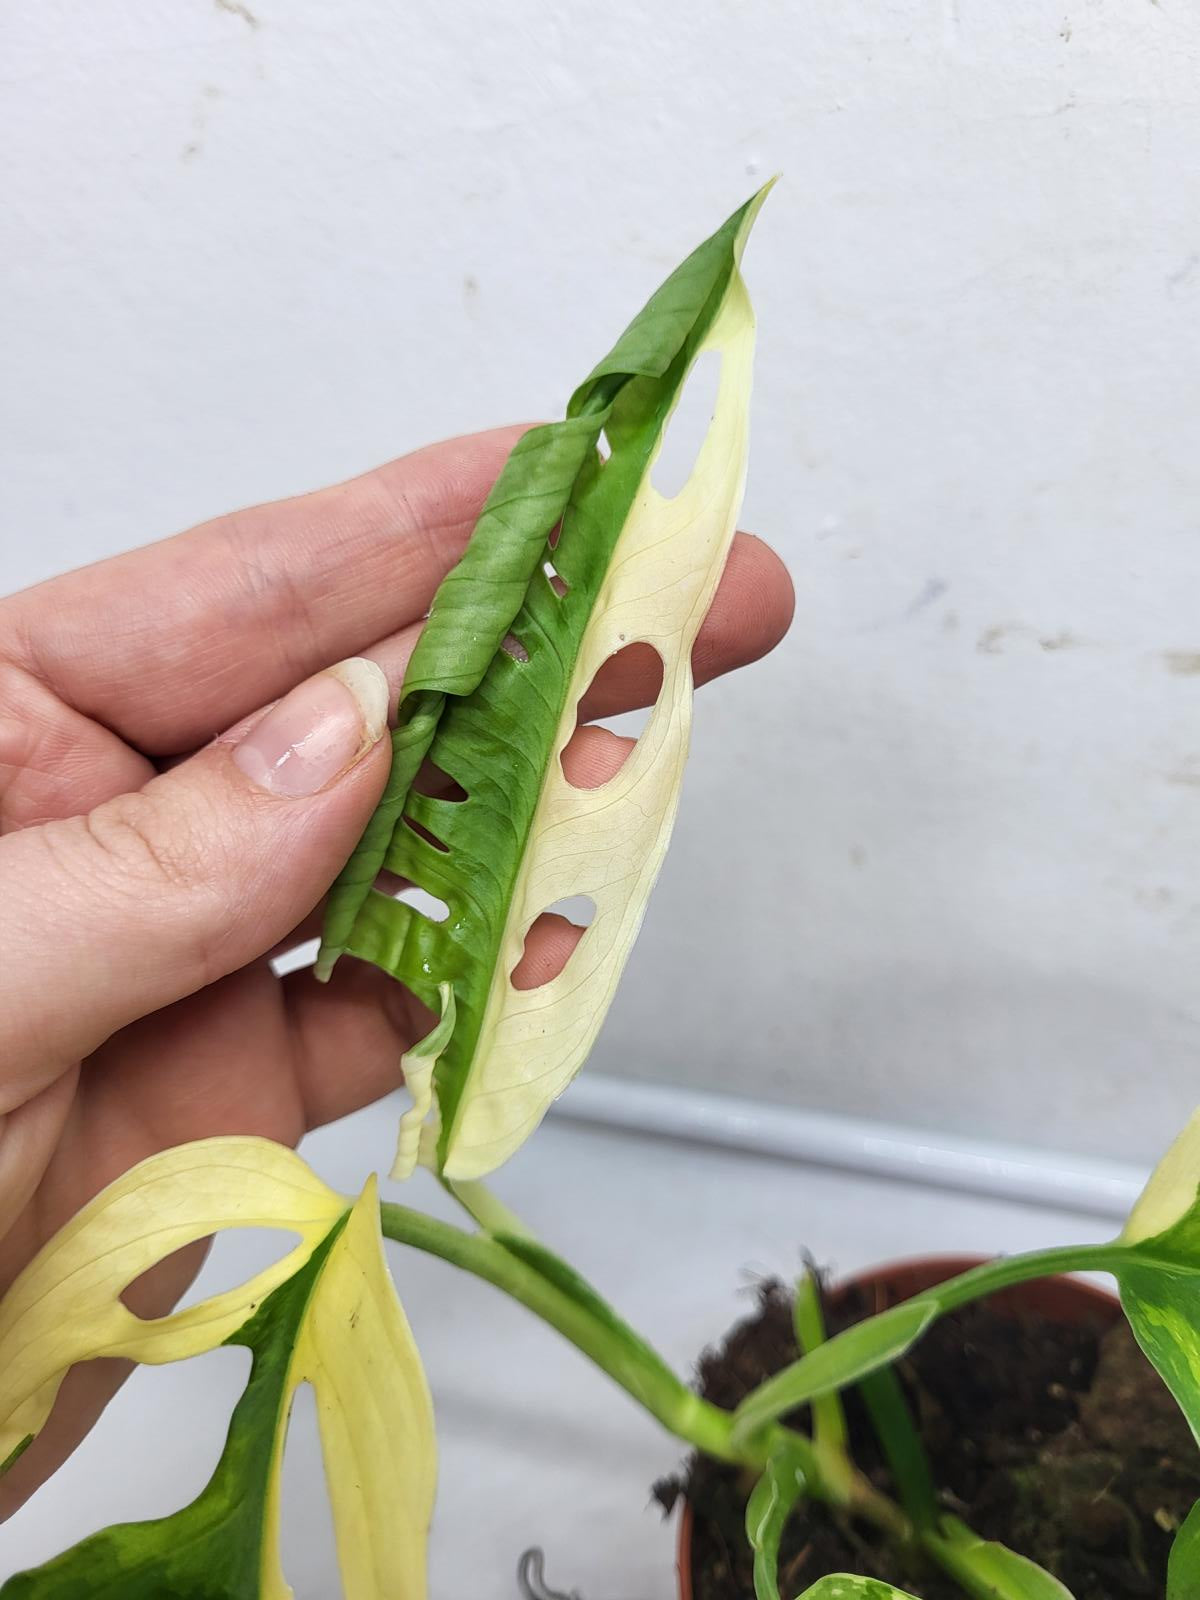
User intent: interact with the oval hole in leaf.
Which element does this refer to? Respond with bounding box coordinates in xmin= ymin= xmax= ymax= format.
xmin=651 ymin=347 xmax=722 ymax=499
xmin=562 ymin=644 xmax=665 ymax=783
xmin=586 ymin=640 xmax=664 ymax=728
xmin=121 ymin=1227 xmax=302 ymax=1315
xmin=596 ymin=429 xmax=612 ymax=461
xmin=501 ymin=632 xmax=530 ymax=664
xmin=543 ymin=559 xmax=568 ymax=598
xmin=402 ymin=814 xmax=450 ymax=854
xmin=542 ymin=894 xmax=596 ymax=928
xmin=410 ymin=761 xmax=467 ymax=803
xmin=511 ymin=896 xmax=596 ymax=991
xmin=394 ymin=885 xmax=450 ymax=924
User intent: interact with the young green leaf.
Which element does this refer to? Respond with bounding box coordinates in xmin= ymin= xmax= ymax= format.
xmin=1168 ymin=1497 xmax=1200 ymax=1599
xmin=928 ymin=1518 xmax=1076 ymax=1599
xmin=856 ymin=1367 xmax=937 ymax=1532
xmin=793 ymin=1273 xmax=848 ymax=1455
xmin=0 ymin=1148 xmax=435 ymax=1600
xmin=745 ymin=1446 xmax=808 ymax=1600
xmin=729 ymin=1242 xmax=1127 ymax=1444
xmin=318 ymin=189 xmax=770 ymax=1180
xmin=732 ymin=1299 xmax=939 ymax=1446
xmin=795 ymin=1580 xmax=919 ymax=1599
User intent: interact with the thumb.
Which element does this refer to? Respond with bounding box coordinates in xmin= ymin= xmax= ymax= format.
xmin=2 ymin=658 xmax=392 ymax=1111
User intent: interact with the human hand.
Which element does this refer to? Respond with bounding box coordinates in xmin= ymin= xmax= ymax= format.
xmin=0 ymin=427 xmax=793 ymax=1508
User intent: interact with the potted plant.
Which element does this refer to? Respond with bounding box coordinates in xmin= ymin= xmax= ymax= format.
xmin=672 ymin=1255 xmax=1197 ymax=1599
xmin=2 ymin=190 xmax=1199 ymax=1600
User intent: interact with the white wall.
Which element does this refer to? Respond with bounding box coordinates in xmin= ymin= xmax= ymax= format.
xmin=4 ymin=1 xmax=1200 ymax=1163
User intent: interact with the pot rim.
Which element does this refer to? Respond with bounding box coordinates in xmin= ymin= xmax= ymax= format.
xmin=675 ymin=1252 xmax=1120 ymax=1600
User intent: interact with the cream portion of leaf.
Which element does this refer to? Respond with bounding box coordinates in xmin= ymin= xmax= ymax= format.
xmin=391 ymin=982 xmax=456 ymax=1180
xmin=1123 ymin=1107 xmax=1200 ymax=1243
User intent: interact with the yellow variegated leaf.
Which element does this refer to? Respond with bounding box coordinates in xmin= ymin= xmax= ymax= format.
xmin=0 ymin=1137 xmax=345 ymax=1465
xmin=1 ymin=1151 xmax=435 ymax=1600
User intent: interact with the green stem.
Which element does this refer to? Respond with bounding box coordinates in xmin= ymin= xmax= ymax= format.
xmin=378 ymin=1197 xmax=909 ymax=1541
xmin=929 ymin=1242 xmax=1125 ymax=1313
xmin=387 ymin=1200 xmax=1124 ymax=1593
xmin=439 ymin=1176 xmax=536 ymax=1240
xmin=380 ymin=1199 xmax=741 ymax=1465
xmin=918 ymin=1534 xmax=1001 ymax=1599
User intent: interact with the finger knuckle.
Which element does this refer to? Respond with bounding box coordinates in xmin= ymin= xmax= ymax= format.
xmin=57 ymin=790 xmax=236 ymax=984
xmin=80 ymin=792 xmax=199 ymax=893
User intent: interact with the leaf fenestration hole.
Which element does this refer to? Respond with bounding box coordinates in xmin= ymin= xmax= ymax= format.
xmin=279 ymin=1381 xmax=339 ymax=1587
xmin=402 ymin=815 xmax=450 ymax=854
xmin=58 ymin=1347 xmax=251 ymax=1530
xmin=560 ymin=643 xmax=665 ymax=786
xmin=596 ymin=429 xmax=612 ymax=461
xmin=511 ymin=896 xmax=596 ymax=991
xmin=543 ymin=559 xmax=568 ymax=598
xmin=651 ymin=347 xmax=722 ymax=500
xmin=410 ymin=760 xmax=467 ymax=803
xmin=542 ymin=894 xmax=596 ymax=927
xmin=394 ymin=885 xmax=450 ymax=924
xmin=122 ymin=1228 xmax=302 ymax=1316
xmin=501 ymin=632 xmax=530 ymax=664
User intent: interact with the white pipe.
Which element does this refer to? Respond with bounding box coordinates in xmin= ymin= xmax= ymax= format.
xmin=552 ymin=1075 xmax=1148 ymax=1222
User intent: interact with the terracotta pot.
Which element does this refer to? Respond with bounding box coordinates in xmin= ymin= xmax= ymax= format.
xmin=675 ymin=1254 xmax=1121 ymax=1600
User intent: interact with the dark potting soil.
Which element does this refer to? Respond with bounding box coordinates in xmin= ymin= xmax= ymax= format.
xmin=664 ymin=1279 xmax=1200 ymax=1600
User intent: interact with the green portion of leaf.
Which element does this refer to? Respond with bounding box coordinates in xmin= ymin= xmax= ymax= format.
xmin=795 ymin=1580 xmax=919 ymax=1599
xmin=745 ymin=1446 xmax=808 ymax=1600
xmin=1168 ymin=1496 xmax=1200 ymax=1599
xmin=1117 ymin=1261 xmax=1200 ymax=1445
xmin=314 ymin=415 xmax=603 ymax=982
xmin=0 ymin=1434 xmax=32 ymax=1477
xmin=1113 ymin=1116 xmax=1200 ymax=1449
xmin=733 ymin=1300 xmax=938 ymax=1445
xmin=856 ymin=1367 xmax=937 ymax=1532
xmin=316 ymin=189 xmax=767 ymax=1176
xmin=1115 ymin=1169 xmax=1200 ymax=1447
xmin=1 ymin=1223 xmax=343 ymax=1598
xmin=932 ymin=1517 xmax=1076 ymax=1599
xmin=793 ymin=1274 xmax=847 ymax=1453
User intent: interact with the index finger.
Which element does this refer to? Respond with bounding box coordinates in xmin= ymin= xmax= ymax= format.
xmin=2 ymin=428 xmax=526 ymax=757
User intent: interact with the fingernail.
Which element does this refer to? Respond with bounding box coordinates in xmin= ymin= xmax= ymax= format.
xmin=233 ymin=658 xmax=389 ymax=798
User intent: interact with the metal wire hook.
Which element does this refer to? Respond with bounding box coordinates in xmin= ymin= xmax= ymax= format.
xmin=516 ymin=1547 xmax=584 ymax=1600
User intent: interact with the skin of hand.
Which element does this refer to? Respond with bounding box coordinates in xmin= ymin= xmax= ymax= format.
xmin=0 ymin=426 xmax=794 ymax=1514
